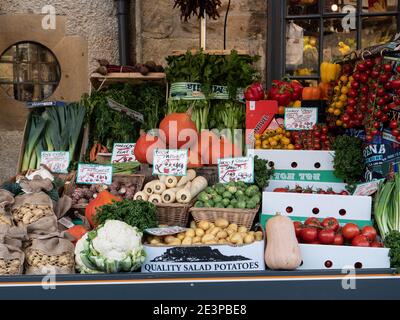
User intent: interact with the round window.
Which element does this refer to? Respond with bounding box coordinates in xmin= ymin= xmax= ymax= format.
xmin=0 ymin=42 xmax=61 ymax=102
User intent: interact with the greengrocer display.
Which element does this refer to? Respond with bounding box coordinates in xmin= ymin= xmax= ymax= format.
xmin=5 ymin=39 xmax=400 ymax=280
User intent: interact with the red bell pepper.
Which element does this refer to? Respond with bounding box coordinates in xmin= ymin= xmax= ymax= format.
xmin=244 ymin=82 xmax=265 ymax=101
xmin=290 ymin=80 xmax=304 ymax=101
xmin=268 ymin=79 xmax=293 ymax=106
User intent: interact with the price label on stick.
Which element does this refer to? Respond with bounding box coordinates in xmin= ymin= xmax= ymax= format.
xmin=77 ymin=164 xmax=113 ymax=185
xmin=218 ymin=157 xmax=254 ymax=184
xmin=111 ymin=143 xmax=136 ymax=163
xmin=153 ymin=149 xmax=188 ymax=177
xmin=284 ymin=107 xmax=318 ymax=131
xmin=40 ymin=151 xmax=70 ymax=173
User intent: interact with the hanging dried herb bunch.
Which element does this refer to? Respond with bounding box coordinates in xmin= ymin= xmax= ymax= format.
xmin=173 ymin=0 xmax=222 ymax=21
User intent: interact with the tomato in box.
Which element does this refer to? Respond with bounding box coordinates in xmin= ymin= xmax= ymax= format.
xmin=246 ymin=100 xmax=279 ymax=145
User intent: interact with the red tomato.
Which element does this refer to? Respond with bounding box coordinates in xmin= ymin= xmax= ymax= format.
xmin=273 ymin=188 xmax=289 ymax=193
xmin=318 ymin=229 xmax=335 ymax=245
xmin=361 ymin=226 xmax=377 ymax=242
xmin=371 ymin=242 xmax=384 ymax=248
xmin=352 ymin=235 xmax=370 ymax=247
xmin=304 ymin=217 xmax=321 ymax=228
xmin=321 ymin=217 xmax=340 ymax=232
xmin=301 ymin=227 xmax=318 ymax=243
xmin=333 ymin=234 xmax=344 ymax=246
xmin=293 ymin=221 xmax=303 ymax=238
xmin=342 ymin=223 xmax=361 ymax=240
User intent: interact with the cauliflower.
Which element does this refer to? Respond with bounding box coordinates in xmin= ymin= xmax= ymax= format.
xmin=75 ymin=233 xmax=101 ymax=274
xmin=77 ymin=220 xmax=145 ymax=274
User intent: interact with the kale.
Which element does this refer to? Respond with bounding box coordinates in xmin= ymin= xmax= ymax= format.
xmin=254 ymin=156 xmax=274 ymax=191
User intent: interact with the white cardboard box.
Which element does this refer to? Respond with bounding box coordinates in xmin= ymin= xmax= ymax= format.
xmin=142 ymin=241 xmax=265 ymax=273
xmin=298 ymin=244 xmax=390 ymax=270
xmin=261 ymin=192 xmax=372 ymax=227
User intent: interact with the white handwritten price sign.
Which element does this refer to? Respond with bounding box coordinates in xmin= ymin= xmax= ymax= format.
xmin=76 ymin=164 xmax=113 ymax=185
xmin=353 ymin=179 xmax=385 ymax=196
xmin=153 ymin=149 xmax=188 ymax=176
xmin=284 ymin=107 xmax=318 ymax=131
xmin=40 ymin=151 xmax=70 ymax=173
xmin=218 ymin=157 xmax=254 ymax=184
xmin=111 ymin=143 xmax=136 ymax=163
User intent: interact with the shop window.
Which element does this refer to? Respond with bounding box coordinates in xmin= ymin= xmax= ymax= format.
xmin=268 ymin=0 xmax=400 ymax=85
xmin=0 ymin=42 xmax=61 ymax=102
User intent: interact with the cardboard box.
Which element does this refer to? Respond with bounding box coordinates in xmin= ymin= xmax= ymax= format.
xmin=142 ymin=241 xmax=265 ymax=273
xmin=261 ymin=192 xmax=372 ymax=227
xmin=298 ymin=244 xmax=390 ymax=270
xmin=246 ymin=100 xmax=278 ymax=146
xmin=248 ymin=149 xmax=343 ymax=184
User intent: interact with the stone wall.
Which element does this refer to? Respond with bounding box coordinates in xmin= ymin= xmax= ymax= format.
xmin=137 ymin=0 xmax=267 ymax=74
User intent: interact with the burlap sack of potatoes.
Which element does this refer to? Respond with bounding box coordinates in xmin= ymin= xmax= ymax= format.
xmin=0 ymin=225 xmax=27 ymax=275
xmin=24 ymin=233 xmax=75 ymax=275
xmin=0 ymin=190 xmax=15 ymax=227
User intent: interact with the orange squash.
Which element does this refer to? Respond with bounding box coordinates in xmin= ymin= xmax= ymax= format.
xmin=85 ymin=191 xmax=122 ymax=228
xmin=159 ymin=109 xmax=198 ymax=149
xmin=318 ymin=82 xmax=332 ymax=100
xmin=302 ymin=86 xmax=321 ymax=100
xmin=66 ymin=225 xmax=88 ymax=244
xmin=134 ymin=133 xmax=166 ymax=164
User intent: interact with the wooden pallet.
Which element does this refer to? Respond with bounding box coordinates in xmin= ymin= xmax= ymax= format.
xmin=90 ymin=72 xmax=167 ymax=91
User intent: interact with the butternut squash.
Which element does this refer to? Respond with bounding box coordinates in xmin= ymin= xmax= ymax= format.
xmin=265 ymin=214 xmax=302 ymax=270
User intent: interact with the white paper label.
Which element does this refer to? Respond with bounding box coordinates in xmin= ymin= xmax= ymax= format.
xmin=353 ymin=179 xmax=385 ymax=196
xmin=111 ymin=143 xmax=136 ymax=163
xmin=218 ymin=157 xmax=254 ymax=184
xmin=40 ymin=151 xmax=70 ymax=173
xmin=153 ymin=149 xmax=188 ymax=176
xmin=285 ymin=107 xmax=318 ymax=131
xmin=76 ymin=164 xmax=113 ymax=185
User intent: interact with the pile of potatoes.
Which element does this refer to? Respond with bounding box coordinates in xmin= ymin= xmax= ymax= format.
xmin=145 ymin=218 xmax=263 ymax=246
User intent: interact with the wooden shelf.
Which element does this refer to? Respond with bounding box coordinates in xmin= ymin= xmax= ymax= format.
xmin=170 ymin=49 xmax=250 ymax=56
xmin=90 ymin=72 xmax=166 ymax=90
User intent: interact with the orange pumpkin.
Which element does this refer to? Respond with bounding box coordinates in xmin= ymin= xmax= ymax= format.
xmin=85 ymin=191 xmax=122 ymax=228
xmin=159 ymin=109 xmax=198 ymax=149
xmin=134 ymin=133 xmax=166 ymax=164
xmin=302 ymin=86 xmax=321 ymax=100
xmin=319 ymin=82 xmax=332 ymax=100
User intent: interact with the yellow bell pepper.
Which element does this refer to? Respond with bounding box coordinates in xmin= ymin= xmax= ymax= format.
xmin=320 ymin=62 xmax=341 ymax=83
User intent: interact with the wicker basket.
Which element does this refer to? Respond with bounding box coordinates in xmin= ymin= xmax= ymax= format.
xmin=189 ymin=205 xmax=260 ymax=230
xmin=194 ymin=166 xmax=218 ymax=186
xmin=155 ymin=200 xmax=196 ymax=227
xmin=64 ymin=174 xmax=145 ymax=209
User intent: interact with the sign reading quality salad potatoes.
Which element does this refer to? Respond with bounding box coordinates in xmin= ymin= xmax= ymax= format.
xmin=77 ymin=164 xmax=113 ymax=185
xmin=153 ymin=149 xmax=188 ymax=176
xmin=284 ymin=107 xmax=318 ymax=131
xmin=218 ymin=157 xmax=254 ymax=184
xmin=40 ymin=151 xmax=70 ymax=173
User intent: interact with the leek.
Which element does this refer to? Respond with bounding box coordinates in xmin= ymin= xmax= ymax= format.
xmin=21 ymin=115 xmax=47 ymax=171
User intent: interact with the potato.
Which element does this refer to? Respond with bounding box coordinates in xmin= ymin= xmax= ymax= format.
xmin=209 ymin=223 xmax=215 ymax=230
xmin=226 ymin=228 xmax=235 ymax=236
xmin=201 ymin=234 xmax=215 ymax=243
xmin=182 ymin=237 xmax=193 ymax=245
xmin=238 ymin=226 xmax=248 ymax=233
xmin=177 ymin=233 xmax=186 ymax=240
xmin=170 ymin=239 xmax=182 ymax=246
xmin=248 ymin=231 xmax=255 ymax=237
xmin=190 ymin=221 xmax=197 ymax=230
xmin=195 ymin=228 xmax=205 ymax=237
xmin=230 ymin=233 xmax=243 ymax=244
xmin=255 ymin=231 xmax=263 ymax=241
xmin=150 ymin=238 xmax=161 ymax=245
xmin=218 ymin=239 xmax=228 ymax=244
xmin=205 ymin=241 xmax=218 ymax=245
xmin=227 ymin=223 xmax=238 ymax=232
xmin=239 ymin=232 xmax=247 ymax=239
xmin=215 ymin=218 xmax=229 ymax=229
xmin=164 ymin=236 xmax=177 ymax=244
xmin=216 ymin=230 xmax=228 ymax=239
xmin=192 ymin=236 xmax=202 ymax=244
xmin=210 ymin=227 xmax=221 ymax=236
xmin=185 ymin=229 xmax=195 ymax=238
xmin=198 ymin=221 xmax=210 ymax=231
xmin=244 ymin=234 xmax=255 ymax=244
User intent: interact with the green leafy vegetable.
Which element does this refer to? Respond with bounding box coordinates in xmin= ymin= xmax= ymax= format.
xmin=95 ymin=200 xmax=158 ymax=232
xmin=254 ymin=156 xmax=274 ymax=191
xmin=384 ymin=231 xmax=400 ymax=272
xmin=333 ymin=135 xmax=364 ymax=186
